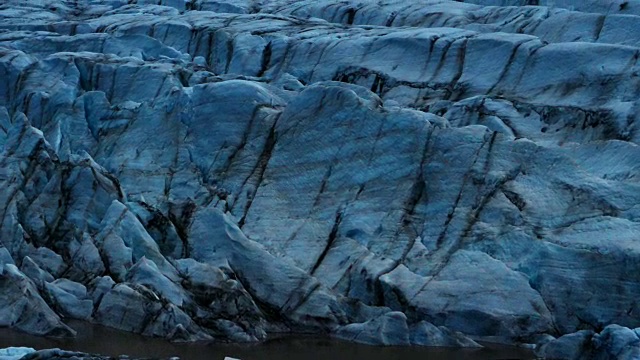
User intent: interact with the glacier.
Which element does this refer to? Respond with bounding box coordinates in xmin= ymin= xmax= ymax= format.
xmin=1 ymin=0 xmax=640 ymax=359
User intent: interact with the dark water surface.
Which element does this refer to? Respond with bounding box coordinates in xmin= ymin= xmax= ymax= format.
xmin=0 ymin=321 xmax=535 ymax=360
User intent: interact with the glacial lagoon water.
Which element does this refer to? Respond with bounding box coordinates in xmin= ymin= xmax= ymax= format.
xmin=0 ymin=321 xmax=535 ymax=360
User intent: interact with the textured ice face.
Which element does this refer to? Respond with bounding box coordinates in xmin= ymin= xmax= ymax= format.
xmin=1 ymin=1 xmax=640 ymax=357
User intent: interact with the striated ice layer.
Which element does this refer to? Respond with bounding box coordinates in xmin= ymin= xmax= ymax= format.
xmin=0 ymin=1 xmax=640 ymax=359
